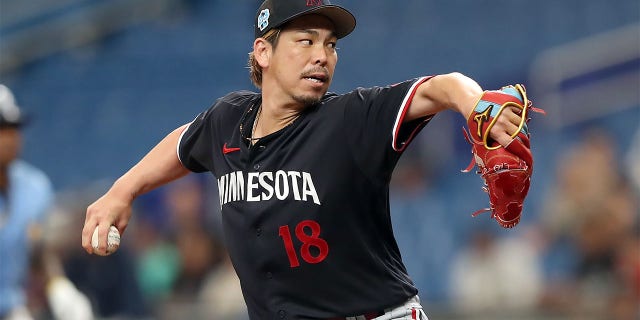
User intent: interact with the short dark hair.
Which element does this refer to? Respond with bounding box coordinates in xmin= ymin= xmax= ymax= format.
xmin=247 ymin=28 xmax=281 ymax=89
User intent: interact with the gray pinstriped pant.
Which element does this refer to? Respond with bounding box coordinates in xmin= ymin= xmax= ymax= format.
xmin=345 ymin=296 xmax=429 ymax=320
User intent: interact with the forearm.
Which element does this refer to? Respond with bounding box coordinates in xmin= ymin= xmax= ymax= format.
xmin=109 ymin=124 xmax=190 ymax=201
xmin=433 ymin=72 xmax=483 ymax=117
xmin=406 ymin=72 xmax=483 ymax=121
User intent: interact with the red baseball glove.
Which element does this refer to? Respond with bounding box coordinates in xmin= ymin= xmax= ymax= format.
xmin=463 ymin=84 xmax=544 ymax=228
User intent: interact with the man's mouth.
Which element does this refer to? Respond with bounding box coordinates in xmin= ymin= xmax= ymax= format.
xmin=304 ymin=76 xmax=325 ymax=83
xmin=301 ymin=70 xmax=329 ymax=84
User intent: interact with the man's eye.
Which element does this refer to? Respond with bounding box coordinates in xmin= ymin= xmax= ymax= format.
xmin=300 ymin=39 xmax=312 ymax=45
xmin=328 ymin=42 xmax=337 ymax=49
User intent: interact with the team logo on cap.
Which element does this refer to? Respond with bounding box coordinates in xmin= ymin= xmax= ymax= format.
xmin=258 ymin=9 xmax=270 ymax=31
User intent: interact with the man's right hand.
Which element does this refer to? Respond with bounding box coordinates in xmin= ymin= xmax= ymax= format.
xmin=81 ymin=187 xmax=133 ymax=255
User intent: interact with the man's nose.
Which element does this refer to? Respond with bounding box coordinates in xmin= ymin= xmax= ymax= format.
xmin=312 ymin=44 xmax=328 ymax=65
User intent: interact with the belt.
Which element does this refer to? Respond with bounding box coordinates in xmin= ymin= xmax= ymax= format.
xmin=329 ymin=311 xmax=385 ymax=320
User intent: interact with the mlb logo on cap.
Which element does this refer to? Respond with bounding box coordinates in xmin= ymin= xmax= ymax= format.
xmin=258 ymin=9 xmax=271 ymax=31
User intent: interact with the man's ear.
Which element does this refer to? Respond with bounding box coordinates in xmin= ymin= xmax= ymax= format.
xmin=253 ymin=38 xmax=271 ymax=68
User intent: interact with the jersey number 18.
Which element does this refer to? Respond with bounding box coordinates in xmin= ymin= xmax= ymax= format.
xmin=278 ymin=220 xmax=329 ymax=268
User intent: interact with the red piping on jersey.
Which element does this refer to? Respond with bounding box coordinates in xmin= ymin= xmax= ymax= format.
xmin=392 ymin=76 xmax=434 ymax=152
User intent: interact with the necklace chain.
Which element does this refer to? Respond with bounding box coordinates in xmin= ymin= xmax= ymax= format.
xmin=239 ymin=103 xmax=261 ymax=143
xmin=239 ymin=102 xmax=300 ymax=144
xmin=251 ymin=105 xmax=261 ymax=141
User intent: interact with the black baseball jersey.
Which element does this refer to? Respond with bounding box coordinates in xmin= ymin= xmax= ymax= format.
xmin=178 ymin=76 xmax=434 ymax=319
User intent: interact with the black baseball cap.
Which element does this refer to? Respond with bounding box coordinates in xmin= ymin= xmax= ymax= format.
xmin=254 ymin=0 xmax=356 ymax=39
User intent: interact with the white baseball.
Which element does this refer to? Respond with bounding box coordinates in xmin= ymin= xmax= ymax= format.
xmin=91 ymin=225 xmax=121 ymax=255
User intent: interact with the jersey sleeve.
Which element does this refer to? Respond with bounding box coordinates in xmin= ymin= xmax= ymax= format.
xmin=177 ymin=107 xmax=216 ymax=173
xmin=341 ymin=76 xmax=434 ymax=181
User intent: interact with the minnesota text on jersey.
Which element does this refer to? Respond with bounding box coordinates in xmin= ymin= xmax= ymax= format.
xmin=217 ymin=170 xmax=321 ymax=208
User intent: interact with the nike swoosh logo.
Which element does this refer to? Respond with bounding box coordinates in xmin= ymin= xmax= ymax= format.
xmin=222 ymin=143 xmax=241 ymax=154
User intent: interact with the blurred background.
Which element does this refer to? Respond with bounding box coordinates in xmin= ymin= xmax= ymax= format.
xmin=1 ymin=0 xmax=638 ymax=319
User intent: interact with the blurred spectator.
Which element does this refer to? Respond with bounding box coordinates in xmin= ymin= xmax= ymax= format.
xmin=538 ymin=128 xmax=639 ymax=319
xmin=0 ymin=84 xmax=93 ymax=320
xmin=134 ymin=224 xmax=180 ymax=306
xmin=171 ymin=228 xmax=218 ymax=299
xmin=197 ymin=252 xmax=249 ymax=320
xmin=53 ymin=185 xmax=149 ymax=319
xmin=540 ymin=129 xmax=622 ymax=238
xmin=626 ymin=126 xmax=640 ymax=194
xmin=135 ymin=175 xmax=220 ymax=303
xmin=136 ymin=174 xmax=248 ymax=319
xmin=33 ymin=210 xmax=95 ymax=320
xmin=132 ymin=194 xmax=180 ymax=305
xmin=449 ymin=227 xmax=543 ymax=316
xmin=569 ymin=182 xmax=638 ymax=319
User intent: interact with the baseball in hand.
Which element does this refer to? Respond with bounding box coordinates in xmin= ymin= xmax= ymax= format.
xmin=91 ymin=225 xmax=121 ymax=255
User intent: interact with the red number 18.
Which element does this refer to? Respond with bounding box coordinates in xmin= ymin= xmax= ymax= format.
xmin=278 ymin=220 xmax=329 ymax=268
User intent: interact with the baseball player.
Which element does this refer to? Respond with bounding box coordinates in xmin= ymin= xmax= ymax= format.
xmin=83 ymin=0 xmax=537 ymax=319
xmin=0 ymin=84 xmax=94 ymax=320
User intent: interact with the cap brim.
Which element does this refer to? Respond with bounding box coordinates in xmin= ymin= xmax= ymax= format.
xmin=283 ymin=5 xmax=356 ymax=39
xmin=0 ymin=115 xmax=29 ymax=128
xmin=0 ymin=121 xmax=25 ymax=128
